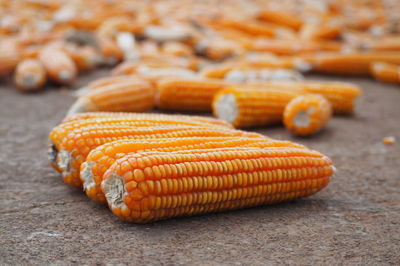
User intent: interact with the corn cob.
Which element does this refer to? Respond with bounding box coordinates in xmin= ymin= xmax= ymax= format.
xmin=370 ymin=62 xmax=400 ymax=83
xmin=162 ymin=42 xmax=193 ymax=57
xmin=213 ymin=18 xmax=276 ymax=37
xmin=258 ymin=10 xmax=303 ymax=30
xmin=38 ymin=45 xmax=77 ymax=85
xmin=223 ymin=68 xmax=303 ymax=83
xmin=14 ymin=58 xmax=46 ymax=92
xmin=63 ymin=45 xmax=101 ymax=72
xmin=96 ymin=36 xmax=124 ymax=66
xmin=82 ymin=136 xmax=306 ymax=203
xmin=195 ymin=37 xmax=243 ymax=61
xmin=157 ymin=78 xmax=228 ymax=112
xmin=213 ymin=87 xmax=302 ymax=128
xmin=252 ymin=39 xmax=341 ymax=55
xmin=248 ymin=81 xmax=361 ymax=115
xmin=67 ymin=79 xmax=155 ymax=114
xmin=61 ymin=112 xmax=233 ymax=128
xmin=0 ymin=38 xmax=21 ymax=77
xmin=49 ymin=113 xmax=233 ymax=171
xmin=283 ymin=94 xmax=332 ymax=136
xmin=75 ymin=76 xmax=142 ymax=96
xmin=57 ymin=125 xmax=261 ymax=188
xmin=306 ymin=52 xmax=400 ymax=75
xmin=102 ymin=147 xmax=333 ymax=223
xmin=299 ymin=23 xmax=342 ymax=41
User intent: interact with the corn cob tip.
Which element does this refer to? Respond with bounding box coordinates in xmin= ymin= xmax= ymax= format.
xmin=213 ymin=93 xmax=238 ymax=124
xmin=48 ymin=142 xmax=58 ymax=166
xmin=58 ymin=70 xmax=74 ymax=83
xmin=81 ymin=161 xmax=95 ymax=190
xmin=58 ymin=150 xmax=72 ymax=172
xmin=103 ymin=174 xmax=125 ymax=209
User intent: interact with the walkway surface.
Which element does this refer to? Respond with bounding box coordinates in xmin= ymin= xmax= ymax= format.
xmin=1 ymin=71 xmax=399 ymax=265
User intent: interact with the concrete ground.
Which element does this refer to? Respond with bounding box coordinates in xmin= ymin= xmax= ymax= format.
xmin=0 ymin=71 xmax=399 ymax=265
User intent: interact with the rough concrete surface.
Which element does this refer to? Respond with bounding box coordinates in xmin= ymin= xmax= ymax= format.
xmin=0 ymin=71 xmax=399 ymax=265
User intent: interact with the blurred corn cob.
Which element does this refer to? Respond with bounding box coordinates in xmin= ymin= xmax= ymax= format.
xmin=370 ymin=61 xmax=400 ymax=83
xmin=283 ymin=94 xmax=333 ymax=136
xmin=38 ymin=45 xmax=77 ymax=85
xmin=213 ymin=87 xmax=302 ymax=128
xmin=68 ymin=79 xmax=156 ymax=114
xmin=14 ymin=58 xmax=46 ymax=92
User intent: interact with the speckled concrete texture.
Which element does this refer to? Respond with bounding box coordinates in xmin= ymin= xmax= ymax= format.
xmin=0 ymin=72 xmax=399 ymax=265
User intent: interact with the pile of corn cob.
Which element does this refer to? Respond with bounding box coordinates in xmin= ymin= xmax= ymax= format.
xmin=49 ymin=112 xmax=334 ymax=223
xmin=2 ymin=0 xmax=400 ymax=93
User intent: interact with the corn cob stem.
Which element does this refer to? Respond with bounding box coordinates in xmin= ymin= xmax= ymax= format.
xmin=102 ymin=147 xmax=333 ymax=223
xmin=283 ymin=94 xmax=333 ymax=136
xmin=82 ymin=136 xmax=306 ymax=203
xmin=57 ymin=125 xmax=261 ymax=188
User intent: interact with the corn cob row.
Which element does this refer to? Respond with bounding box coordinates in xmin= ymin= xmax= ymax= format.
xmin=283 ymin=94 xmax=333 ymax=136
xmin=102 ymin=147 xmax=333 ymax=223
xmin=213 ymin=87 xmax=302 ymax=128
xmin=82 ymin=136 xmax=306 ymax=203
xmin=14 ymin=58 xmax=46 ymax=92
xmin=56 ymin=125 xmax=261 ymax=187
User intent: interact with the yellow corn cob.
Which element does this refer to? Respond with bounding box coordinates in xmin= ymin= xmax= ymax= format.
xmin=213 ymin=18 xmax=276 ymax=37
xmin=82 ymin=136 xmax=306 ymax=203
xmin=258 ymin=10 xmax=303 ymax=30
xmin=162 ymin=41 xmax=193 ymax=57
xmin=223 ymin=68 xmax=303 ymax=83
xmin=0 ymin=38 xmax=21 ymax=77
xmin=213 ymin=87 xmax=302 ymax=128
xmin=102 ymin=147 xmax=333 ymax=223
xmin=196 ymin=38 xmax=243 ymax=61
xmin=75 ymin=76 xmax=142 ymax=96
xmin=249 ymin=81 xmax=361 ymax=115
xmin=370 ymin=62 xmax=400 ymax=83
xmin=96 ymin=36 xmax=124 ymax=66
xmin=57 ymin=125 xmax=261 ymax=188
xmin=67 ymin=79 xmax=155 ymax=114
xmin=61 ymin=112 xmax=233 ymax=128
xmin=299 ymin=23 xmax=342 ymax=41
xmin=49 ymin=113 xmax=233 ymax=172
xmin=252 ymin=39 xmax=341 ymax=55
xmin=63 ymin=45 xmax=101 ymax=72
xmin=157 ymin=78 xmax=228 ymax=112
xmin=14 ymin=58 xmax=46 ymax=92
xmin=283 ymin=94 xmax=333 ymax=136
xmin=307 ymin=52 xmax=400 ymax=75
xmin=38 ymin=45 xmax=77 ymax=85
